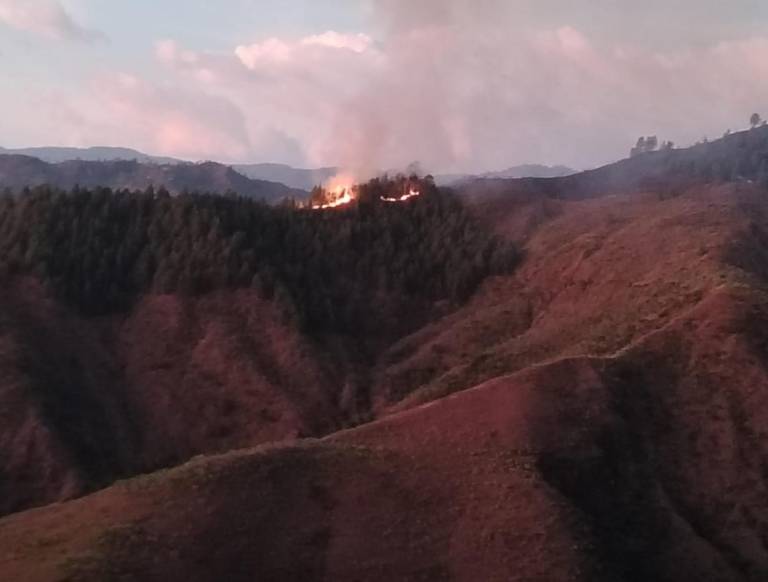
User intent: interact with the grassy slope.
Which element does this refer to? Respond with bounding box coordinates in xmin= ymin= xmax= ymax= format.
xmin=0 ymin=283 xmax=345 ymax=516
xmin=373 ymin=185 xmax=752 ymax=411
xmin=2 ymin=296 xmax=766 ymax=581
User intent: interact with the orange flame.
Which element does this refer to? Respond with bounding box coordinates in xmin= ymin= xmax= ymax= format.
xmin=312 ymin=187 xmax=355 ymax=209
xmin=311 ymin=174 xmax=357 ymax=210
xmin=311 ymin=175 xmax=423 ymax=209
xmin=381 ymin=188 xmax=420 ymax=203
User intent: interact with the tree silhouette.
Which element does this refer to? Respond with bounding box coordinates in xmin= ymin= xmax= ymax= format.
xmin=631 ymin=137 xmax=647 ymax=157
xmin=751 ymin=113 xmax=762 ymax=129
xmin=631 ymin=136 xmax=660 ymax=157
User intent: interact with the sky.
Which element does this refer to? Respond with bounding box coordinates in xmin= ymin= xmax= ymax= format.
xmin=1 ymin=0 xmax=767 ymax=174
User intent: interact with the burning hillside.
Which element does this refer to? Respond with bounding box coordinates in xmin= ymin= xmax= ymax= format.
xmin=309 ymin=174 xmax=426 ymax=209
xmin=311 ymin=185 xmax=356 ymax=209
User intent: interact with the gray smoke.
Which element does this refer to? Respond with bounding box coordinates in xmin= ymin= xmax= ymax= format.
xmin=324 ymin=0 xmax=516 ymax=177
xmin=321 ymin=0 xmax=768 ymax=178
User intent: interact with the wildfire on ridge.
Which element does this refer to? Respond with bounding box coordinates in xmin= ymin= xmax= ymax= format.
xmin=309 ymin=174 xmax=423 ymax=210
xmin=381 ymin=188 xmax=420 ymax=203
xmin=311 ymin=185 xmax=356 ymax=209
xmin=310 ymin=173 xmax=357 ymax=209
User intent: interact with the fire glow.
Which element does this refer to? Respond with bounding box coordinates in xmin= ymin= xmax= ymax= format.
xmin=310 ymin=174 xmax=423 ymax=210
xmin=311 ymin=186 xmax=355 ymax=209
xmin=381 ymin=189 xmax=420 ymax=203
xmin=311 ymin=173 xmax=358 ymax=210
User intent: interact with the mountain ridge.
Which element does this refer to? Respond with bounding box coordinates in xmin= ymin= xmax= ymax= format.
xmin=0 ymin=145 xmax=184 ymax=165
xmin=459 ymin=125 xmax=768 ymax=202
xmin=0 ymin=155 xmax=304 ymax=202
xmin=0 ymin=146 xmax=578 ymax=191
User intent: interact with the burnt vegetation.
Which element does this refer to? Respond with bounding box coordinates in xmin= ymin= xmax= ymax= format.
xmin=0 ymin=175 xmax=519 ymax=336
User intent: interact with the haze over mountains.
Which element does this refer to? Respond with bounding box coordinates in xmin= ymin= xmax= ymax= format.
xmin=0 ymin=145 xmax=576 ymax=192
xmin=0 ymin=155 xmax=303 ymax=202
xmin=0 ymin=146 xmax=183 ymax=166
xmin=1 ymin=126 xmax=768 ymax=580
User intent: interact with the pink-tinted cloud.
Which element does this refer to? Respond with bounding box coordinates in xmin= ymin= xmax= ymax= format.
xmin=234 ymin=31 xmax=375 ymax=69
xmin=100 ymin=74 xmax=253 ymax=160
xmin=153 ymin=32 xmax=383 ymax=166
xmin=28 ymin=73 xmax=252 ymax=162
xmin=302 ymin=31 xmax=373 ymax=53
xmin=0 ymin=0 xmax=103 ymax=41
xmin=17 ymin=10 xmax=768 ymax=174
xmin=146 ymin=13 xmax=768 ymax=174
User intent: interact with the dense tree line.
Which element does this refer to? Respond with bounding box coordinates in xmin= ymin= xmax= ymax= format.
xmin=0 ymin=177 xmax=519 ymax=336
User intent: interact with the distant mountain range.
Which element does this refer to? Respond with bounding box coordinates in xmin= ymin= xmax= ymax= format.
xmin=0 ymin=146 xmax=183 ymax=166
xmin=0 ymin=155 xmax=303 ymax=202
xmin=0 ymin=146 xmax=577 ymax=192
xmin=0 ymin=147 xmax=333 ymax=194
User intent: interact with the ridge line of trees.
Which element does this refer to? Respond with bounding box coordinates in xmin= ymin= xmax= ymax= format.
xmin=632 ymin=113 xmax=768 ymax=159
xmin=0 ymin=177 xmax=520 ymax=336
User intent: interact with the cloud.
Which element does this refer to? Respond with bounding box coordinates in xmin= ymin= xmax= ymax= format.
xmin=153 ymin=32 xmax=384 ymax=166
xmin=27 ymin=73 xmax=252 ymax=162
xmin=0 ymin=0 xmax=104 ymax=42
xmin=311 ymin=0 xmax=768 ymax=174
xmin=140 ymin=21 xmax=768 ymax=173
xmin=98 ymin=74 xmax=254 ymax=160
xmin=15 ymin=6 xmax=768 ymax=174
xmin=301 ymin=31 xmax=373 ymax=53
xmin=234 ymin=31 xmax=376 ymax=69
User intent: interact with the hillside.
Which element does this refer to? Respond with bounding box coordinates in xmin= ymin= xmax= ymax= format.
xmin=2 ymin=180 xmax=768 ymax=580
xmin=0 ymin=147 xmax=341 ymax=192
xmin=0 ymin=178 xmax=514 ymax=516
xmin=0 ymin=156 xmax=303 ymax=202
xmin=437 ymin=163 xmax=576 ymax=186
xmin=459 ymin=125 xmax=768 ymax=202
xmin=3 ymin=132 xmax=768 ymax=580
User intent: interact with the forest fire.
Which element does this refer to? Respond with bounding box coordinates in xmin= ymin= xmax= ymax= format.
xmin=381 ymin=188 xmax=420 ymax=203
xmin=309 ymin=175 xmax=425 ymax=210
xmin=310 ymin=174 xmax=357 ymax=209
xmin=311 ymin=185 xmax=356 ymax=209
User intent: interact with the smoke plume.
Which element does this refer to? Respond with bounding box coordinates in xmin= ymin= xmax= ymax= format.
xmin=321 ymin=0 xmax=768 ymax=177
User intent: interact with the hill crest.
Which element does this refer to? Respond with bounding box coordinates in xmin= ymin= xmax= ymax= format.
xmin=0 ymin=155 xmax=303 ymax=202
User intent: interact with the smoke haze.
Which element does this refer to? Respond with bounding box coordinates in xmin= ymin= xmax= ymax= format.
xmin=2 ymin=1 xmax=767 ymax=174
xmin=324 ymin=0 xmax=768 ymax=176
